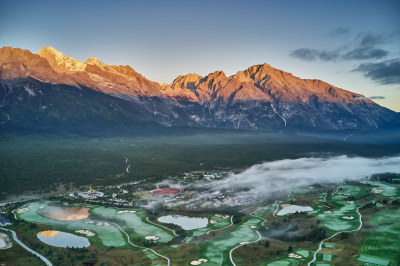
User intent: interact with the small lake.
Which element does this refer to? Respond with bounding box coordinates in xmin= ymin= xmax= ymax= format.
xmin=37 ymin=230 xmax=90 ymax=248
xmin=157 ymin=215 xmax=208 ymax=230
xmin=277 ymin=205 xmax=313 ymax=216
xmin=39 ymin=205 xmax=89 ymax=220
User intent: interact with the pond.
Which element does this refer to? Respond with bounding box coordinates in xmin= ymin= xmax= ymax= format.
xmin=157 ymin=215 xmax=208 ymax=230
xmin=37 ymin=230 xmax=90 ymax=248
xmin=39 ymin=205 xmax=90 ymax=220
xmin=277 ymin=205 xmax=313 ymax=216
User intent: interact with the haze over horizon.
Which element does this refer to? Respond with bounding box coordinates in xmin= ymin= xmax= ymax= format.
xmin=1 ymin=0 xmax=399 ymax=111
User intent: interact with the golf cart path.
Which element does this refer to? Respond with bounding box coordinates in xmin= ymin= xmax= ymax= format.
xmin=307 ymin=206 xmax=363 ymax=266
xmin=0 ymin=227 xmax=52 ymax=266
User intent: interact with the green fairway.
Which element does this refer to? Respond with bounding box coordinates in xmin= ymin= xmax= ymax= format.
xmin=366 ymin=181 xmax=399 ymax=197
xmin=199 ymin=218 xmax=262 ymax=265
xmin=16 ymin=202 xmax=127 ymax=247
xmin=91 ymin=206 xmax=174 ymax=243
xmin=188 ymin=214 xmax=232 ymax=237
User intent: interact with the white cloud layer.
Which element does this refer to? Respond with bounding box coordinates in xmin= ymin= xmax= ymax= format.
xmin=216 ymin=155 xmax=400 ymax=195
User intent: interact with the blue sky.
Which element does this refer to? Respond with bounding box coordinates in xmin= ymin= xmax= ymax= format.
xmin=1 ymin=0 xmax=399 ymax=111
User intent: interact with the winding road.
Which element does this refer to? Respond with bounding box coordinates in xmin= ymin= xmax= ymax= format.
xmin=123 ymin=157 xmax=131 ymax=173
xmin=112 ymin=223 xmax=171 ymax=266
xmin=145 ymin=217 xmax=178 ymax=236
xmin=229 ymin=231 xmax=262 ymax=266
xmin=307 ymin=206 xmax=363 ymax=266
xmin=206 ymin=215 xmax=234 ymax=235
xmin=0 ymin=227 xmax=52 ymax=266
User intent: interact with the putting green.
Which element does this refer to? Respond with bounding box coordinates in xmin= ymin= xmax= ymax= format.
xmin=296 ymin=250 xmax=309 ymax=258
xmin=199 ymin=218 xmax=262 ymax=265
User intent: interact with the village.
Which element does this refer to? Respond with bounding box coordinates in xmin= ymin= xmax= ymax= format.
xmin=61 ymin=170 xmax=266 ymax=211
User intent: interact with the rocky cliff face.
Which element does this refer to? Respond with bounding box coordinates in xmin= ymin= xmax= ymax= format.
xmin=0 ymin=46 xmax=398 ymax=134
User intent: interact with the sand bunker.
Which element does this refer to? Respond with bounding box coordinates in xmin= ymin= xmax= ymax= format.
xmin=215 ymin=214 xmax=222 ymax=217
xmin=347 ymin=201 xmax=354 ymax=204
xmin=372 ymin=188 xmax=384 ymax=194
xmin=190 ymin=258 xmax=208 ymax=265
xmin=250 ymin=225 xmax=257 ymax=229
xmin=342 ymin=216 xmax=354 ymax=220
xmin=145 ymin=235 xmax=160 ymax=241
xmin=210 ymin=219 xmax=217 ymax=224
xmin=281 ymin=203 xmax=292 ymax=208
xmin=0 ymin=233 xmax=12 ymax=249
xmin=117 ymin=210 xmax=136 ymax=214
xmin=324 ymin=210 xmax=332 ymax=214
xmin=222 ymin=215 xmax=230 ymax=219
xmin=75 ymin=230 xmax=95 ymax=237
xmin=39 ymin=205 xmax=89 ymax=221
xmin=16 ymin=208 xmax=29 ymax=214
xmin=95 ymin=222 xmax=110 ymax=226
xmin=289 ymin=253 xmax=303 ymax=259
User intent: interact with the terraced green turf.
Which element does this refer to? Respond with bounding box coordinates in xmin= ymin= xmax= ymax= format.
xmin=359 ymin=208 xmax=400 ymax=265
xmin=188 ymin=214 xmax=231 ymax=237
xmin=17 ymin=202 xmax=126 ymax=247
xmin=357 ymin=254 xmax=392 ymax=266
xmin=199 ymin=218 xmax=262 ymax=265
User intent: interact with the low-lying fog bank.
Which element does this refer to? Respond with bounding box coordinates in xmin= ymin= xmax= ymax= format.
xmin=215 ymin=155 xmax=400 ymax=197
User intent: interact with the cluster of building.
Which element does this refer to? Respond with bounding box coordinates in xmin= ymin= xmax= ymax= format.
xmin=0 ymin=212 xmax=11 ymax=226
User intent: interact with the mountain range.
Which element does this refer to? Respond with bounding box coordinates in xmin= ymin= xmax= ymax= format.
xmin=0 ymin=46 xmax=398 ymax=135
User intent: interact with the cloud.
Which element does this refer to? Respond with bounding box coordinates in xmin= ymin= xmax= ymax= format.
xmin=290 ymin=48 xmax=340 ymax=62
xmin=359 ymin=33 xmax=385 ymax=47
xmin=290 ymin=31 xmax=395 ymax=62
xmin=213 ymin=155 xmax=400 ymax=198
xmin=355 ymin=96 xmax=385 ymax=100
xmin=353 ymin=58 xmax=400 ymax=85
xmin=343 ymin=47 xmax=388 ymax=60
xmin=290 ymin=48 xmax=318 ymax=61
xmin=330 ymin=27 xmax=351 ymax=38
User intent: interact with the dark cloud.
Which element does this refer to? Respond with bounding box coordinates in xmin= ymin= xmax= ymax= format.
xmin=355 ymin=96 xmax=386 ymax=100
xmin=343 ymin=47 xmax=388 ymax=60
xmin=330 ymin=27 xmax=350 ymax=37
xmin=353 ymin=58 xmax=400 ymax=85
xmin=290 ymin=31 xmax=396 ymax=62
xmin=290 ymin=48 xmax=318 ymax=61
xmin=290 ymin=48 xmax=339 ymax=62
xmin=359 ymin=33 xmax=385 ymax=47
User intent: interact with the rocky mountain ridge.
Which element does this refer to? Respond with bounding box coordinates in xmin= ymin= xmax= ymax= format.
xmin=0 ymin=46 xmax=398 ymax=134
